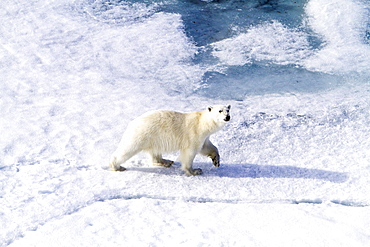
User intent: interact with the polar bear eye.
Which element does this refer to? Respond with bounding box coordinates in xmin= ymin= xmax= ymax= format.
xmin=219 ymin=110 xmax=223 ymax=113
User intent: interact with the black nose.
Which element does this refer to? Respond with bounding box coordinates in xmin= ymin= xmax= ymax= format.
xmin=225 ymin=115 xmax=230 ymax=121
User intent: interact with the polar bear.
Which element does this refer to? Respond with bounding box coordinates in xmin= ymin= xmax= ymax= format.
xmin=109 ymin=105 xmax=231 ymax=175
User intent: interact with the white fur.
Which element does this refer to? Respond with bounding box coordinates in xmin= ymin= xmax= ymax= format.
xmin=109 ymin=105 xmax=231 ymax=175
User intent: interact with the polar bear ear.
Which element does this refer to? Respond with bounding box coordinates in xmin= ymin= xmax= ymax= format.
xmin=208 ymin=106 xmax=213 ymax=112
xmin=227 ymin=105 xmax=231 ymax=110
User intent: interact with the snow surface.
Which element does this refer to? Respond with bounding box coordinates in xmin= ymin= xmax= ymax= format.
xmin=1 ymin=0 xmax=370 ymax=246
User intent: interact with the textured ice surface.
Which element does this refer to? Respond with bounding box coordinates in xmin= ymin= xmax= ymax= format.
xmin=1 ymin=0 xmax=370 ymax=246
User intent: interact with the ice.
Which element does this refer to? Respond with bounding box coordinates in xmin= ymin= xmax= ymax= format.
xmin=1 ymin=0 xmax=370 ymax=246
xmin=303 ymin=0 xmax=370 ymax=74
xmin=212 ymin=21 xmax=313 ymax=66
xmin=78 ymin=0 xmax=158 ymax=24
xmin=205 ymin=0 xmax=370 ymax=98
xmin=8 ymin=199 xmax=370 ymax=246
xmin=210 ymin=0 xmax=370 ymax=74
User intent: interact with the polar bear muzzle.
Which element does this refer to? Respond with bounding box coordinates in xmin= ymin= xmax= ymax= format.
xmin=225 ymin=115 xmax=230 ymax=122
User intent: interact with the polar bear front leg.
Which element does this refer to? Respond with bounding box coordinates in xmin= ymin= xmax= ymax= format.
xmin=200 ymin=138 xmax=220 ymax=167
xmin=179 ymin=149 xmax=202 ymax=175
xmin=151 ymin=154 xmax=174 ymax=168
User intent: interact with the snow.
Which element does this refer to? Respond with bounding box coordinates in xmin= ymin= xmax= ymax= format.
xmin=303 ymin=0 xmax=370 ymax=74
xmin=212 ymin=21 xmax=313 ymax=66
xmin=1 ymin=0 xmax=370 ymax=246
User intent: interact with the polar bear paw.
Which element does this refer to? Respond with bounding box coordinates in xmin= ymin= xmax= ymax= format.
xmin=112 ymin=166 xmax=126 ymax=172
xmin=211 ymin=156 xmax=220 ymax=167
xmin=185 ymin=168 xmax=203 ymax=176
xmin=153 ymin=159 xmax=174 ymax=168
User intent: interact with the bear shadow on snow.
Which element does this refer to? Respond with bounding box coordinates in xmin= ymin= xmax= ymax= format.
xmin=128 ymin=162 xmax=348 ymax=184
xmin=208 ymin=163 xmax=349 ymax=183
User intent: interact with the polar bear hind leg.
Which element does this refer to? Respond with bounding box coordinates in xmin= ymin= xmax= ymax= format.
xmin=109 ymin=146 xmax=141 ymax=171
xmin=179 ymin=149 xmax=202 ymax=175
xmin=150 ymin=153 xmax=174 ymax=167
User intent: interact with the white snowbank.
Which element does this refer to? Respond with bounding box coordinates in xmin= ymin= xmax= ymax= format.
xmin=211 ymin=0 xmax=370 ymax=75
xmin=212 ymin=21 xmax=313 ymax=66
xmin=303 ymin=0 xmax=370 ymax=74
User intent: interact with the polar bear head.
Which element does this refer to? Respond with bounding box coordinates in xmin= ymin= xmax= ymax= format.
xmin=207 ymin=105 xmax=231 ymax=124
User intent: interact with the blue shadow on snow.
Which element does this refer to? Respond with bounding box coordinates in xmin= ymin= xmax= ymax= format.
xmin=128 ymin=162 xmax=348 ymax=184
xmin=211 ymin=163 xmax=348 ymax=183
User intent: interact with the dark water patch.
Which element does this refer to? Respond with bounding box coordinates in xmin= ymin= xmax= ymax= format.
xmin=196 ymin=64 xmax=341 ymax=100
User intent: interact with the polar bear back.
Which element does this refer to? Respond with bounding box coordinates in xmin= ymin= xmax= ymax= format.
xmin=121 ymin=110 xmax=211 ymax=154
